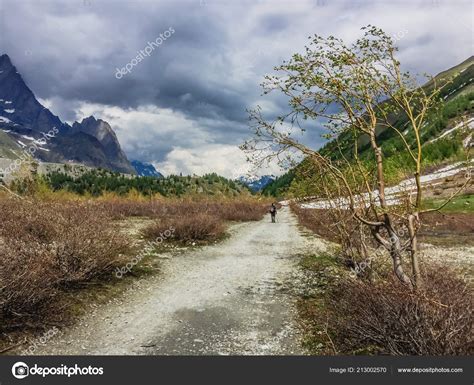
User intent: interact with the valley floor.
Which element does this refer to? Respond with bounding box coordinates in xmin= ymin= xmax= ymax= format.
xmin=23 ymin=207 xmax=327 ymax=355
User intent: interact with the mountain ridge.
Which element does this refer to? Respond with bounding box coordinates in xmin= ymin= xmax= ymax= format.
xmin=0 ymin=54 xmax=135 ymax=175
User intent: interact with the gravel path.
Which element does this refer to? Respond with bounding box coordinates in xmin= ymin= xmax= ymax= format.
xmin=31 ymin=206 xmax=327 ymax=355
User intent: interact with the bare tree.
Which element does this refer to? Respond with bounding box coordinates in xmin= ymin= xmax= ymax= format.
xmin=242 ymin=26 xmax=470 ymax=289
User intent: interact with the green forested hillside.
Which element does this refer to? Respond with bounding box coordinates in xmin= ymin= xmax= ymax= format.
xmin=43 ymin=169 xmax=250 ymax=197
xmin=262 ymin=170 xmax=295 ymax=197
xmin=263 ymin=57 xmax=474 ymax=197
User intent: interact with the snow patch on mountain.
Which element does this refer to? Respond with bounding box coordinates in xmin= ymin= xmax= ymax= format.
xmin=131 ymin=160 xmax=164 ymax=178
xmin=238 ymin=175 xmax=275 ymax=192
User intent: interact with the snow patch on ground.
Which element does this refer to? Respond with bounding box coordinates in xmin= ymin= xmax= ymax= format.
xmin=443 ymin=81 xmax=470 ymax=99
xmin=463 ymin=134 xmax=472 ymax=148
xmin=300 ymin=161 xmax=472 ymax=209
xmin=430 ymin=117 xmax=474 ymax=143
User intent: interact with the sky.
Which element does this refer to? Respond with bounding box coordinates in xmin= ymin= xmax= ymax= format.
xmin=0 ymin=0 xmax=472 ymax=178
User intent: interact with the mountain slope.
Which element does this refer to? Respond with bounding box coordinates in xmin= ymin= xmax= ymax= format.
xmin=321 ymin=56 xmax=474 ymax=161
xmin=0 ymin=54 xmax=135 ymax=175
xmin=0 ymin=129 xmax=21 ymax=159
xmin=264 ymin=57 xmax=474 ymax=196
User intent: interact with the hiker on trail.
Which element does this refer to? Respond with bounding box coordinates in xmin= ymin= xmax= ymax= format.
xmin=270 ymin=203 xmax=277 ymax=223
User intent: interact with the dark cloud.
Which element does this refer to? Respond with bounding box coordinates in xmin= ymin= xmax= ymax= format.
xmin=0 ymin=0 xmax=471 ymax=176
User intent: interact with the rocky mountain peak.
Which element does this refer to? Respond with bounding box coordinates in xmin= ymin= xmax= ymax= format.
xmin=73 ymin=116 xmax=115 ymax=142
xmin=0 ymin=54 xmax=14 ymax=72
xmin=0 ymin=54 xmax=135 ymax=174
xmin=71 ymin=115 xmax=134 ymax=173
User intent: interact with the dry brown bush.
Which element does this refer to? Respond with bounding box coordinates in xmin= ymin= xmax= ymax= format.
xmin=142 ymin=213 xmax=225 ymax=244
xmin=97 ymin=197 xmax=269 ymax=222
xmin=293 ymin=201 xmax=473 ymax=355
xmin=0 ymin=198 xmax=130 ymax=328
xmin=328 ymin=268 xmax=473 ymax=355
xmin=95 ymin=197 xmax=164 ymax=219
xmin=0 ymin=241 xmax=58 ymax=326
xmin=139 ymin=198 xmax=269 ymax=244
xmin=216 ymin=200 xmax=269 ymax=221
xmin=291 ymin=204 xmax=343 ymax=243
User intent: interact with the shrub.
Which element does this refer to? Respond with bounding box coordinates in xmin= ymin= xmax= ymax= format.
xmin=0 ymin=198 xmax=130 ymax=328
xmin=139 ymin=198 xmax=269 ymax=244
xmin=96 ymin=197 xmax=269 ymax=221
xmin=95 ymin=196 xmax=164 ymax=219
xmin=291 ymin=204 xmax=342 ymax=243
xmin=328 ymin=268 xmax=472 ymax=355
xmin=0 ymin=195 xmax=268 ymax=330
xmin=0 ymin=240 xmax=58 ymax=322
xmin=216 ymin=200 xmax=269 ymax=221
xmin=142 ymin=213 xmax=225 ymax=244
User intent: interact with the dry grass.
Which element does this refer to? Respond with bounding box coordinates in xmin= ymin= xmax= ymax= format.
xmin=0 ymin=197 xmax=130 ymax=330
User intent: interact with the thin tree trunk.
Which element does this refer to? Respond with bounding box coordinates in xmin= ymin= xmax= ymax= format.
xmin=369 ymin=132 xmax=413 ymax=287
xmin=408 ymin=213 xmax=422 ymax=289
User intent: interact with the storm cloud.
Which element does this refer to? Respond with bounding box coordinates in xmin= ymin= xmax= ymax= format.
xmin=0 ymin=0 xmax=471 ymax=177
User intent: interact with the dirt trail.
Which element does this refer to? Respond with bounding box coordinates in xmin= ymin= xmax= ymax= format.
xmin=30 ymin=206 xmax=327 ymax=355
